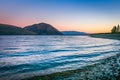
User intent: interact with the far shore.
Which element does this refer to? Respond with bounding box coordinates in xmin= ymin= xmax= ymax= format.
xmin=90 ymin=33 xmax=120 ymax=40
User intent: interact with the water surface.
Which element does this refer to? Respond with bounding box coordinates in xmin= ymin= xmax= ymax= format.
xmin=0 ymin=36 xmax=120 ymax=80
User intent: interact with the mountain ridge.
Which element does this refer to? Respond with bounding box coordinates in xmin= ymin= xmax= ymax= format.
xmin=0 ymin=23 xmax=36 ymax=35
xmin=62 ymin=31 xmax=88 ymax=35
xmin=24 ymin=23 xmax=63 ymax=35
xmin=0 ymin=23 xmax=88 ymax=35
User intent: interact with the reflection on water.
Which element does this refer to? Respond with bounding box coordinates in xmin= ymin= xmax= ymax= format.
xmin=0 ymin=36 xmax=120 ymax=80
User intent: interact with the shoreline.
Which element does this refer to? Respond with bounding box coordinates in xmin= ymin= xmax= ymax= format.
xmin=22 ymin=53 xmax=120 ymax=80
xmin=90 ymin=33 xmax=120 ymax=40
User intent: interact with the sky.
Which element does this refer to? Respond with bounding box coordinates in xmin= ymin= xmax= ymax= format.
xmin=0 ymin=0 xmax=120 ymax=33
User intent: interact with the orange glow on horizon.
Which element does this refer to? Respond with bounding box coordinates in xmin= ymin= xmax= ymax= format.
xmin=0 ymin=19 xmax=115 ymax=34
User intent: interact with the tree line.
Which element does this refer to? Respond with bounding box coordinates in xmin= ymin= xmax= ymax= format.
xmin=111 ymin=24 xmax=120 ymax=33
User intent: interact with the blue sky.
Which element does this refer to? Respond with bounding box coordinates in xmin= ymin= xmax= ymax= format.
xmin=0 ymin=0 xmax=120 ymax=33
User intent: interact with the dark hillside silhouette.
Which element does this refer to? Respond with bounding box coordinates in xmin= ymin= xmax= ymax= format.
xmin=62 ymin=31 xmax=88 ymax=35
xmin=24 ymin=23 xmax=63 ymax=35
xmin=0 ymin=24 xmax=36 ymax=35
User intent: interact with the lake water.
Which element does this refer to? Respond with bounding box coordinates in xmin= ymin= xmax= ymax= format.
xmin=0 ymin=36 xmax=120 ymax=80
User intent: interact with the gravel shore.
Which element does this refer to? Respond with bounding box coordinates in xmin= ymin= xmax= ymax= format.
xmin=23 ymin=53 xmax=120 ymax=80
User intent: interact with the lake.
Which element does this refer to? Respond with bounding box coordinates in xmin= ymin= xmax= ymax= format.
xmin=0 ymin=36 xmax=120 ymax=80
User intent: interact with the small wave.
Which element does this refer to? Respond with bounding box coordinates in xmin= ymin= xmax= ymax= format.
xmin=50 ymin=49 xmax=78 ymax=52
xmin=3 ymin=48 xmax=19 ymax=50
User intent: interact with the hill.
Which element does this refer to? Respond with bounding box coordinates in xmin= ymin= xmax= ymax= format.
xmin=0 ymin=24 xmax=36 ymax=35
xmin=24 ymin=23 xmax=63 ymax=35
xmin=62 ymin=31 xmax=88 ymax=35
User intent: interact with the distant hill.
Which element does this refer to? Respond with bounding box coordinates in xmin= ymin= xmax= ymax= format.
xmin=0 ymin=24 xmax=36 ymax=35
xmin=62 ymin=31 xmax=88 ymax=35
xmin=0 ymin=23 xmax=87 ymax=35
xmin=24 ymin=23 xmax=63 ymax=35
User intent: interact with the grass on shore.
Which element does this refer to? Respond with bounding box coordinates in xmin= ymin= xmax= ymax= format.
xmin=90 ymin=33 xmax=120 ymax=40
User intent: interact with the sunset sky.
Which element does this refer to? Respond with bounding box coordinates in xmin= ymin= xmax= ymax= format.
xmin=0 ymin=0 xmax=120 ymax=33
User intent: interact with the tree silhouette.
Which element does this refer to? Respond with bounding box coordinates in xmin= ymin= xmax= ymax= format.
xmin=111 ymin=26 xmax=117 ymax=33
xmin=117 ymin=24 xmax=120 ymax=33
